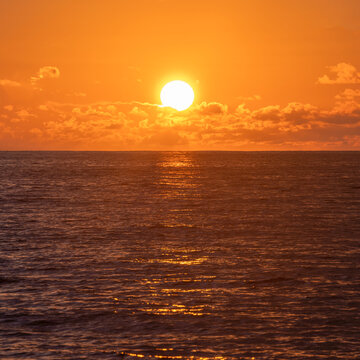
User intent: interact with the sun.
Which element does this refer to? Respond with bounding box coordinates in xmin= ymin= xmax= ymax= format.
xmin=160 ymin=80 xmax=194 ymax=111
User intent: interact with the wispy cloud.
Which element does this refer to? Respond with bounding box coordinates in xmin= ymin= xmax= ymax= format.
xmin=31 ymin=66 xmax=60 ymax=86
xmin=0 ymin=79 xmax=21 ymax=87
xmin=237 ymin=94 xmax=262 ymax=102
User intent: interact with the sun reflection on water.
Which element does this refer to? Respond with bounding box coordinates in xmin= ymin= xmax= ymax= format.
xmin=117 ymin=153 xmax=222 ymax=359
xmin=141 ymin=303 xmax=210 ymax=316
xmin=119 ymin=352 xmax=229 ymax=360
xmin=151 ymin=153 xmax=203 ymax=233
xmin=135 ymin=255 xmax=208 ymax=266
xmin=155 ymin=153 xmax=201 ymax=198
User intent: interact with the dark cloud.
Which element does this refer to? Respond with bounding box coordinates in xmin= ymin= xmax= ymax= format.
xmin=196 ymin=102 xmax=228 ymax=116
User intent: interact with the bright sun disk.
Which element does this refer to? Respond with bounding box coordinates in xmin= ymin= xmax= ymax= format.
xmin=160 ymin=80 xmax=194 ymax=111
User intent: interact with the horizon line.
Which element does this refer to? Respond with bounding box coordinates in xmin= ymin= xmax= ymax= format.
xmin=0 ymin=150 xmax=359 ymax=153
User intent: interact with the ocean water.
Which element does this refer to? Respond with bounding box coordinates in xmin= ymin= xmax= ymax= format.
xmin=0 ymin=151 xmax=359 ymax=360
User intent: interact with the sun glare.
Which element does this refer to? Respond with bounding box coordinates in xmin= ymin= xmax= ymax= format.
xmin=160 ymin=80 xmax=194 ymax=111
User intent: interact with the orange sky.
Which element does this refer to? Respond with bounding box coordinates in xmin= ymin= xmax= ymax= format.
xmin=0 ymin=0 xmax=360 ymax=150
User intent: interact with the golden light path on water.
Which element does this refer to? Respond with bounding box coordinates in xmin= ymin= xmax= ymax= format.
xmin=119 ymin=352 xmax=231 ymax=359
xmin=128 ymin=154 xmax=215 ymax=320
xmin=118 ymin=153 xmax=231 ymax=358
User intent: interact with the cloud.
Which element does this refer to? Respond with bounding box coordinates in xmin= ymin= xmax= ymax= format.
xmin=16 ymin=109 xmax=34 ymax=120
xmin=38 ymin=66 xmax=60 ymax=79
xmin=0 ymin=79 xmax=21 ymax=87
xmin=237 ymin=94 xmax=262 ymax=102
xmin=31 ymin=66 xmax=60 ymax=86
xmin=141 ymin=129 xmax=188 ymax=148
xmin=196 ymin=102 xmax=228 ymax=115
xmin=333 ymin=88 xmax=360 ymax=113
xmin=129 ymin=106 xmax=148 ymax=119
xmin=252 ymin=105 xmax=281 ymax=121
xmin=335 ymin=88 xmax=360 ymax=102
xmin=318 ymin=63 xmax=360 ymax=84
xmin=1 ymin=86 xmax=360 ymax=150
xmin=282 ymin=102 xmax=318 ymax=123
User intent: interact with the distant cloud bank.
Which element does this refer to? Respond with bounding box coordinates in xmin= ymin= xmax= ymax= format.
xmin=1 ymin=65 xmax=360 ymax=150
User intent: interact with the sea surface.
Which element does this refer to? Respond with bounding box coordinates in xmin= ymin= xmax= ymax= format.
xmin=0 ymin=151 xmax=359 ymax=360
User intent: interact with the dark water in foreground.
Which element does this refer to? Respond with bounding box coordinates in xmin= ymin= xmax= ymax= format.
xmin=0 ymin=151 xmax=359 ymax=359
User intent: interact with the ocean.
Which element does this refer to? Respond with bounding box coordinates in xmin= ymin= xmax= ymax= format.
xmin=0 ymin=151 xmax=359 ymax=359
